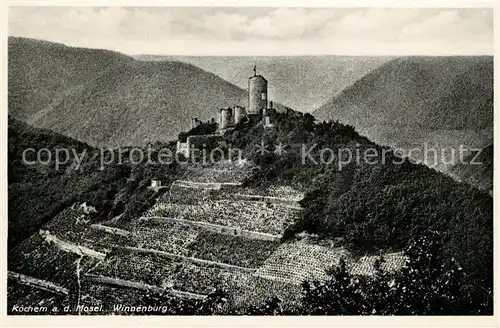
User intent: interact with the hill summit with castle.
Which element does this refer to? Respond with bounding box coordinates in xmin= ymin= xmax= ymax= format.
xmin=176 ymin=66 xmax=277 ymax=158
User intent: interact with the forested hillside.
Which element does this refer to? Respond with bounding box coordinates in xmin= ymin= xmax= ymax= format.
xmin=313 ymin=56 xmax=493 ymax=182
xmin=8 ymin=39 xmax=493 ymax=314
xmin=8 ymin=37 xmax=133 ymax=121
xmin=8 ymin=37 xmax=248 ymax=147
xmin=314 ymin=56 xmax=493 ymax=131
xmin=450 ymin=144 xmax=493 ymax=193
xmin=223 ymin=110 xmax=492 ymax=291
xmin=8 ymin=110 xmax=493 ymax=314
xmin=8 ymin=117 xmax=183 ymax=248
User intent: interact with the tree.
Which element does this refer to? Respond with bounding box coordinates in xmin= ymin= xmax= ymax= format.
xmin=298 ymin=232 xmax=491 ymax=315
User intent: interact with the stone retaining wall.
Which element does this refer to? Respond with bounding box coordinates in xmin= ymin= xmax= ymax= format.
xmin=8 ymin=271 xmax=69 ymax=296
xmin=139 ymin=216 xmax=281 ymax=242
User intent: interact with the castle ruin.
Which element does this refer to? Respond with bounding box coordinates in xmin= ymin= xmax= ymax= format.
xmin=177 ymin=66 xmax=275 ymax=157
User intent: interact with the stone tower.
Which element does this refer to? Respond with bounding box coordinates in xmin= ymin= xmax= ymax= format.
xmin=248 ymin=65 xmax=268 ymax=115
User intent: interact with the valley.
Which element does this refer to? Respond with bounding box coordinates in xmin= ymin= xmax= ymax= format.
xmin=7 ymin=37 xmax=493 ymax=316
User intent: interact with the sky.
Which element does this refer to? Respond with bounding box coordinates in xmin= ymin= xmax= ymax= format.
xmin=8 ymin=7 xmax=494 ymax=56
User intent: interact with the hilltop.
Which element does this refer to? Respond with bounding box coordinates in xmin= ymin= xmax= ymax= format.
xmin=223 ymin=110 xmax=492 ymax=286
xmin=8 ymin=37 xmax=249 ymax=147
xmin=8 ymin=110 xmax=492 ymax=314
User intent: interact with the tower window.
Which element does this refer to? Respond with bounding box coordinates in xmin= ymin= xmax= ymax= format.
xmin=261 ymin=92 xmax=267 ymax=100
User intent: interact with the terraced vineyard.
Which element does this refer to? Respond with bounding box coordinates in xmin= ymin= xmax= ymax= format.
xmin=146 ymin=200 xmax=300 ymax=235
xmin=77 ymin=284 xmax=183 ymax=315
xmin=41 ymin=207 xmax=135 ymax=252
xmin=85 ymin=248 xmax=301 ymax=308
xmin=255 ymin=242 xmax=350 ymax=284
xmin=180 ymin=165 xmax=254 ymax=184
xmin=89 ymin=253 xmax=213 ymax=293
xmin=8 ymin=234 xmax=98 ymax=290
xmin=7 ymin=282 xmax=70 ymax=314
xmin=186 ymin=231 xmax=279 ymax=267
xmin=131 ymin=219 xmax=200 ymax=256
xmin=230 ymin=275 xmax=303 ymax=311
xmin=130 ymin=219 xmax=280 ymax=267
xmin=348 ymin=252 xmax=407 ymax=276
xmin=168 ymin=182 xmax=225 ymax=205
xmin=8 ymin=164 xmax=407 ymax=314
xmin=239 ymin=185 xmax=304 ymax=202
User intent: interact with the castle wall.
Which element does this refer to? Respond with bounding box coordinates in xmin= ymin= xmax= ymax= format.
xmin=187 ymin=134 xmax=223 ymax=151
xmin=8 ymin=271 xmax=69 ymax=296
xmin=191 ymin=118 xmax=201 ymax=129
xmin=234 ymin=106 xmax=247 ymax=124
xmin=176 ymin=141 xmax=189 ymax=158
xmin=219 ymin=107 xmax=234 ymax=129
xmin=233 ymin=193 xmax=303 ymax=209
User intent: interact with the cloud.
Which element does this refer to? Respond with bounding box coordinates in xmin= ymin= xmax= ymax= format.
xmin=8 ymin=7 xmax=493 ymax=55
xmin=182 ymin=8 xmax=335 ymax=41
xmin=400 ymin=9 xmax=492 ymax=42
xmin=244 ymin=8 xmax=335 ymax=40
xmin=188 ymin=11 xmax=249 ymax=40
